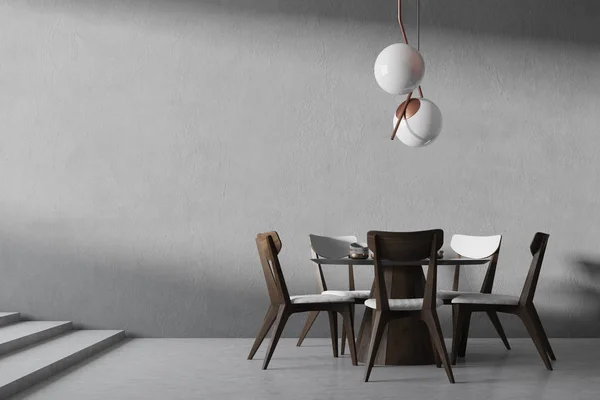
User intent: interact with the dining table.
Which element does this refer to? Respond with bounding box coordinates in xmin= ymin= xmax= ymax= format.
xmin=310 ymin=256 xmax=490 ymax=365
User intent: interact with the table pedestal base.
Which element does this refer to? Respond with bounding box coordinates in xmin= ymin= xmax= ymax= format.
xmin=357 ymin=307 xmax=435 ymax=365
xmin=356 ymin=266 xmax=435 ymax=365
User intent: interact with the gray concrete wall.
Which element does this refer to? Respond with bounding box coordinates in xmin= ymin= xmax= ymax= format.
xmin=0 ymin=0 xmax=599 ymax=338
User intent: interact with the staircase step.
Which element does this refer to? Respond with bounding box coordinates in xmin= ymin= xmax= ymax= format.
xmin=0 ymin=321 xmax=73 ymax=356
xmin=0 ymin=312 xmax=21 ymax=327
xmin=0 ymin=329 xmax=125 ymax=398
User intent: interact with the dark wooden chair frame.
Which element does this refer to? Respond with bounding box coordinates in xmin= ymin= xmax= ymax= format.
xmin=363 ymin=230 xmax=455 ymax=383
xmin=446 ymin=239 xmax=511 ymax=358
xmin=247 ymin=232 xmax=358 ymax=370
xmin=297 ymin=247 xmax=366 ymax=356
xmin=451 ymin=232 xmax=556 ymax=370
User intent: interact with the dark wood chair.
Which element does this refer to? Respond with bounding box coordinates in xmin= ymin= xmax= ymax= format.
xmin=363 ymin=230 xmax=454 ymax=383
xmin=247 ymin=231 xmax=358 ymax=370
xmin=437 ymin=234 xmax=511 ymax=357
xmin=297 ymin=234 xmax=370 ymax=356
xmin=451 ymin=232 xmax=555 ymax=370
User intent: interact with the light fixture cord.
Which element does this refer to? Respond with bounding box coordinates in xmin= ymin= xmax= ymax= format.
xmin=397 ymin=0 xmax=424 ymax=98
xmin=397 ymin=0 xmax=409 ymax=43
xmin=417 ymin=0 xmax=420 ymax=52
xmin=392 ymin=0 xmax=423 ymax=140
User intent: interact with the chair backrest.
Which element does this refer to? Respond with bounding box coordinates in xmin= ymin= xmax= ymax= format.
xmin=451 ymin=234 xmax=502 ymax=259
xmin=519 ymin=232 xmax=550 ymax=306
xmin=256 ymin=231 xmax=290 ymax=306
xmin=367 ymin=230 xmax=443 ymax=311
xmin=309 ymin=234 xmax=359 ymax=292
xmin=450 ymin=234 xmax=502 ymax=293
xmin=309 ymin=235 xmax=358 ymax=259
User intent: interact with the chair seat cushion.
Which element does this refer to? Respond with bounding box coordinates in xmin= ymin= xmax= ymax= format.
xmin=290 ymin=294 xmax=354 ymax=304
xmin=364 ymin=297 xmax=443 ymax=311
xmin=437 ymin=290 xmax=480 ymax=300
xmin=322 ymin=290 xmax=370 ymax=299
xmin=451 ymin=293 xmax=519 ymax=305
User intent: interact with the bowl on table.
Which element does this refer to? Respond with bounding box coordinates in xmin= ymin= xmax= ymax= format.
xmin=349 ymin=242 xmax=370 ymax=259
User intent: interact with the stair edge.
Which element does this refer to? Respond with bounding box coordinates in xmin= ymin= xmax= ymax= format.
xmin=0 ymin=322 xmax=73 ymax=357
xmin=0 ymin=330 xmax=125 ymax=398
xmin=0 ymin=313 xmax=21 ymax=327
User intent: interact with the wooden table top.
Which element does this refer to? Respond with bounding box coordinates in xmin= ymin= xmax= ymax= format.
xmin=310 ymin=257 xmax=490 ymax=266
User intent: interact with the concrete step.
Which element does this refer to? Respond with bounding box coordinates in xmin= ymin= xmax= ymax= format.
xmin=0 ymin=312 xmax=21 ymax=327
xmin=0 ymin=321 xmax=73 ymax=356
xmin=0 ymin=329 xmax=125 ymax=398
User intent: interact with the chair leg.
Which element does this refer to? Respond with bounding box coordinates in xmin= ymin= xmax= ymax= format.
xmin=341 ymin=321 xmax=347 ymax=356
xmin=248 ymin=305 xmax=278 ymax=360
xmin=451 ymin=304 xmax=457 ymax=336
xmin=458 ymin=310 xmax=472 ymax=358
xmin=262 ymin=306 xmax=289 ymax=370
xmin=341 ymin=306 xmax=358 ymax=366
xmin=429 ymin=329 xmax=442 ymax=368
xmin=356 ymin=306 xmax=372 ymax=351
xmin=341 ymin=303 xmax=356 ymax=356
xmin=519 ymin=307 xmax=553 ymax=370
xmin=296 ymin=311 xmax=320 ymax=347
xmin=486 ymin=311 xmax=511 ymax=350
xmin=448 ymin=304 xmax=457 ymax=366
xmin=451 ymin=305 xmax=470 ymax=365
xmin=530 ymin=305 xmax=556 ymax=361
xmin=327 ymin=311 xmax=339 ymax=358
xmin=423 ymin=310 xmax=455 ymax=383
xmin=364 ymin=311 xmax=387 ymax=382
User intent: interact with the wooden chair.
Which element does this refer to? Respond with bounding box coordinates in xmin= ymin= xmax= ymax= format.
xmin=451 ymin=232 xmax=555 ymax=370
xmin=297 ymin=234 xmax=371 ymax=356
xmin=364 ymin=230 xmax=454 ymax=383
xmin=437 ymin=234 xmax=511 ymax=356
xmin=247 ymin=231 xmax=358 ymax=370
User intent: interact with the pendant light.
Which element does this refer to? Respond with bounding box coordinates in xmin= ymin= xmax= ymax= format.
xmin=374 ymin=0 xmax=442 ymax=147
xmin=374 ymin=43 xmax=424 ymax=95
xmin=393 ymin=98 xmax=442 ymax=147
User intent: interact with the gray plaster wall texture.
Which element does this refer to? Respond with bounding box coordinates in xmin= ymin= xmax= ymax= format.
xmin=0 ymin=0 xmax=599 ymax=338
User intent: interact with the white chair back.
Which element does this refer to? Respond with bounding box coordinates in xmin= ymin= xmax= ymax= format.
xmin=309 ymin=235 xmax=358 ymax=259
xmin=450 ymin=234 xmax=502 ymax=259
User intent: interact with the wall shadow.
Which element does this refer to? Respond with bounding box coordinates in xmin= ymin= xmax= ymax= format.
xmin=550 ymin=256 xmax=600 ymax=337
xmin=1 ymin=223 xmax=599 ymax=337
xmin=20 ymin=0 xmax=600 ymax=46
xmin=0 ymin=228 xmax=263 ymax=337
xmin=0 ymin=226 xmax=338 ymax=338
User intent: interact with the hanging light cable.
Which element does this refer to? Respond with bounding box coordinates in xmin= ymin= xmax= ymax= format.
xmin=417 ymin=0 xmax=420 ymax=53
xmin=397 ymin=0 xmax=423 ymax=99
xmin=391 ymin=0 xmax=422 ymax=140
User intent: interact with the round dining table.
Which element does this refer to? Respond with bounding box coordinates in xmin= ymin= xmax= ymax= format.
xmin=310 ymin=256 xmax=490 ymax=365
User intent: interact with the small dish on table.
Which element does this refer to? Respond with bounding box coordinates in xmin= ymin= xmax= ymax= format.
xmin=349 ymin=242 xmax=370 ymax=259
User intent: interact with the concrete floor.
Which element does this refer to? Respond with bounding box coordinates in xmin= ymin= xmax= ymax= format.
xmin=13 ymin=338 xmax=600 ymax=400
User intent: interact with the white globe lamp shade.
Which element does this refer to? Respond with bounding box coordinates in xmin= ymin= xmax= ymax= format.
xmin=393 ymin=98 xmax=442 ymax=147
xmin=374 ymin=43 xmax=425 ymax=95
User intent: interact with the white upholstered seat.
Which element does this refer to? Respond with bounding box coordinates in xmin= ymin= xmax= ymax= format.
xmin=322 ymin=290 xmax=370 ymax=299
xmin=437 ymin=290 xmax=480 ymax=300
xmin=451 ymin=293 xmax=519 ymax=305
xmin=290 ymin=294 xmax=354 ymax=304
xmin=364 ymin=297 xmax=443 ymax=311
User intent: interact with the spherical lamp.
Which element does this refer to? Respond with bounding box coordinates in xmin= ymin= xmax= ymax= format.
xmin=392 ymin=98 xmax=442 ymax=147
xmin=374 ymin=43 xmax=425 ymax=95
